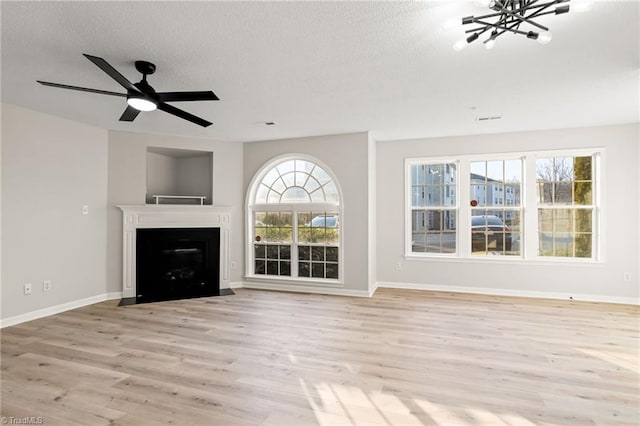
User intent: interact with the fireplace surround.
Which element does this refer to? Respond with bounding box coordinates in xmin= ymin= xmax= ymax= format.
xmin=118 ymin=205 xmax=231 ymax=302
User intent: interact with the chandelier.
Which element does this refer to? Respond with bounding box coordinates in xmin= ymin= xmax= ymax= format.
xmin=455 ymin=0 xmax=571 ymax=50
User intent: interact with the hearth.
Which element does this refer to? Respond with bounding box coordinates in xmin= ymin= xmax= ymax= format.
xmin=135 ymin=227 xmax=220 ymax=303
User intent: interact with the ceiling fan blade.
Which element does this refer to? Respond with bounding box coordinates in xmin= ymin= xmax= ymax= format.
xmin=37 ymin=80 xmax=126 ymax=97
xmin=157 ymin=102 xmax=212 ymax=127
xmin=119 ymin=106 xmax=141 ymax=122
xmin=83 ymin=54 xmax=139 ymax=93
xmin=157 ymin=90 xmax=219 ymax=102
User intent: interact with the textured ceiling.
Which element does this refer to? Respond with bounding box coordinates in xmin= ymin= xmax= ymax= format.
xmin=1 ymin=1 xmax=638 ymax=142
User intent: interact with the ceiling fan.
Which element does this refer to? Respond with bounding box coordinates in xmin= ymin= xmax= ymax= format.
xmin=37 ymin=54 xmax=218 ymax=127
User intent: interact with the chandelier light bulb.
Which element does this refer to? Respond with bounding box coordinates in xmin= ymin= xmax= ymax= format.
xmin=537 ymin=31 xmax=553 ymax=45
xmin=572 ymin=0 xmax=594 ymax=12
xmin=485 ymin=38 xmax=497 ymax=50
xmin=443 ymin=17 xmax=461 ymax=30
xmin=474 ymin=0 xmax=491 ymax=7
xmin=453 ymin=39 xmax=467 ymax=51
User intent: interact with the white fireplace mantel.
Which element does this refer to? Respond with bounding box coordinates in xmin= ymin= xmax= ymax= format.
xmin=118 ymin=205 xmax=232 ymax=299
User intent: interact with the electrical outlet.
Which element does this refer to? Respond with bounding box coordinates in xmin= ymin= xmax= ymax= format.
xmin=396 ymin=261 xmax=402 ymax=270
xmin=43 ymin=280 xmax=52 ymax=292
xmin=82 ymin=205 xmax=89 ymax=215
xmin=230 ymin=261 xmax=237 ymax=270
xmin=623 ymin=272 xmax=631 ymax=282
xmin=24 ymin=283 xmax=32 ymax=295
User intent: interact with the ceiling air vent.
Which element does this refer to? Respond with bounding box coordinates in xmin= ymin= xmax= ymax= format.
xmin=476 ymin=116 xmax=502 ymax=122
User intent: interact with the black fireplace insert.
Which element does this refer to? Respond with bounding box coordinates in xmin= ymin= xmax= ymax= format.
xmin=135 ymin=227 xmax=220 ymax=304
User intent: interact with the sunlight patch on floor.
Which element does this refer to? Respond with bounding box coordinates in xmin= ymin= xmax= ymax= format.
xmin=577 ymin=347 xmax=640 ymax=373
xmin=299 ymin=378 xmax=545 ymax=426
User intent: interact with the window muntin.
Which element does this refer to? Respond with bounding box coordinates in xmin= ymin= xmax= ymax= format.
xmin=536 ymin=155 xmax=595 ymax=258
xmin=255 ymin=159 xmax=339 ymax=204
xmin=249 ymin=158 xmax=341 ymax=281
xmin=410 ymin=162 xmax=458 ymax=254
xmin=470 ymin=159 xmax=522 ymax=256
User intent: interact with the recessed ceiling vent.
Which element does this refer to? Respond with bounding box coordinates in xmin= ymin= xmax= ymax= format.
xmin=476 ymin=116 xmax=502 ymax=122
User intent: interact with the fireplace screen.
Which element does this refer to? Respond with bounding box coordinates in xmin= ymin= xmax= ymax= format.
xmin=136 ymin=228 xmax=220 ymax=303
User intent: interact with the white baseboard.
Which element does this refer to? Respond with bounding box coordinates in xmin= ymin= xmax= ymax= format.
xmin=228 ymin=281 xmax=244 ymax=289
xmin=241 ymin=280 xmax=371 ymax=298
xmin=0 ymin=291 xmax=123 ymax=329
xmin=376 ymin=281 xmax=639 ymax=306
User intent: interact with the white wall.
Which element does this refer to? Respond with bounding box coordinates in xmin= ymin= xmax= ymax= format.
xmin=243 ymin=132 xmax=375 ymax=294
xmin=106 ymin=131 xmax=244 ymax=293
xmin=1 ymin=104 xmax=109 ymax=320
xmin=377 ymin=124 xmax=639 ymax=303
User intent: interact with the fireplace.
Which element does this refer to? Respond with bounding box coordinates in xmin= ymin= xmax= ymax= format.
xmin=136 ymin=227 xmax=220 ymax=303
xmin=118 ymin=205 xmax=232 ymax=303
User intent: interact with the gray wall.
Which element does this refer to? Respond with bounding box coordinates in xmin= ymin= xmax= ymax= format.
xmin=176 ymin=155 xmax=213 ymax=202
xmin=106 ymin=131 xmax=244 ymax=293
xmin=1 ymin=104 xmax=108 ymax=319
xmin=377 ymin=124 xmax=640 ymax=302
xmin=243 ymin=132 xmax=374 ymax=293
xmin=146 ymin=151 xmax=179 ymax=202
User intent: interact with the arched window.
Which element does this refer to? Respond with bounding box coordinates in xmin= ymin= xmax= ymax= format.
xmin=247 ymin=157 xmax=342 ymax=281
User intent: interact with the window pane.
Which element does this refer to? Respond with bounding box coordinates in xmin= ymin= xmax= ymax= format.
xmin=471 ymin=210 xmax=518 ymax=256
xmin=575 ymin=234 xmax=592 ymax=258
xmin=574 ymin=156 xmax=592 ymax=180
xmin=412 ymin=209 xmax=456 ymax=253
xmin=311 ymin=246 xmax=325 ymax=261
xmin=280 ymin=261 xmax=291 ymax=276
xmin=324 ymin=182 xmax=339 ymax=203
xmin=298 ymin=246 xmax=310 ymax=261
xmin=470 ymin=162 xmax=486 ymax=180
xmin=574 ymin=181 xmax=592 ymax=205
xmin=299 ymin=262 xmax=310 ymax=277
xmin=326 ymin=263 xmax=339 ymax=279
xmin=505 ymin=159 xmax=522 ymax=184
xmin=538 ymin=207 xmax=594 ymax=258
xmin=312 ymin=263 xmax=325 ymax=278
xmin=255 ymin=260 xmax=265 ymax=274
xmin=326 ymin=247 xmax=339 ymax=262
xmin=279 ymin=245 xmax=291 ymax=260
xmin=425 ymin=186 xmax=443 ymax=207
xmin=487 ymin=160 xmax=503 ymax=181
xmin=267 ymin=261 xmax=279 ymax=275
xmin=536 ymin=159 xmax=554 ymax=183
xmin=575 ymin=209 xmax=592 ymax=233
xmin=281 ymin=186 xmax=309 ymax=203
xmin=553 ymin=182 xmax=572 ymax=204
xmin=267 ymin=245 xmax=279 ymax=259
xmin=276 ymin=160 xmax=294 ymax=175
xmin=255 ymin=244 xmax=266 ymax=259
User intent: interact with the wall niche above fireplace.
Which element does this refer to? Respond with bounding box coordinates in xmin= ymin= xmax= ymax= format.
xmin=146 ymin=146 xmax=213 ymax=205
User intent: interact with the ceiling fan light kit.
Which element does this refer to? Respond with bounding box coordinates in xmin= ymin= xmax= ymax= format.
xmin=453 ymin=0 xmax=583 ymax=50
xmin=37 ymin=54 xmax=219 ymax=127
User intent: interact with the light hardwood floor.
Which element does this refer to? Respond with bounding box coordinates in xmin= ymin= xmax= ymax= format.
xmin=1 ymin=288 xmax=638 ymax=425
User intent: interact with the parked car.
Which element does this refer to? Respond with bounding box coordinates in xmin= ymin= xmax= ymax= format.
xmin=309 ymin=215 xmax=339 ymax=228
xmin=471 ymin=215 xmax=512 ymax=252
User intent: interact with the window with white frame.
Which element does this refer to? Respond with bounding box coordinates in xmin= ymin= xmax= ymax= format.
xmin=248 ymin=158 xmax=341 ymax=281
xmin=536 ymin=155 xmax=596 ymax=258
xmin=409 ymin=162 xmax=458 ymax=254
xmin=406 ymin=150 xmax=600 ymax=261
xmin=470 ymin=159 xmax=522 ymax=256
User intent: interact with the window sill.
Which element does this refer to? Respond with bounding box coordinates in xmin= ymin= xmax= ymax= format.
xmin=403 ymin=254 xmax=605 ymax=267
xmin=245 ymin=275 xmax=344 ymax=287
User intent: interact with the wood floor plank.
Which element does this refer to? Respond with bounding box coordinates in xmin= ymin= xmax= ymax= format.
xmin=1 ymin=288 xmax=638 ymax=425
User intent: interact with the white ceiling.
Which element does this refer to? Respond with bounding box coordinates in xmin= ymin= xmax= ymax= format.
xmin=2 ymin=1 xmax=638 ymax=142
